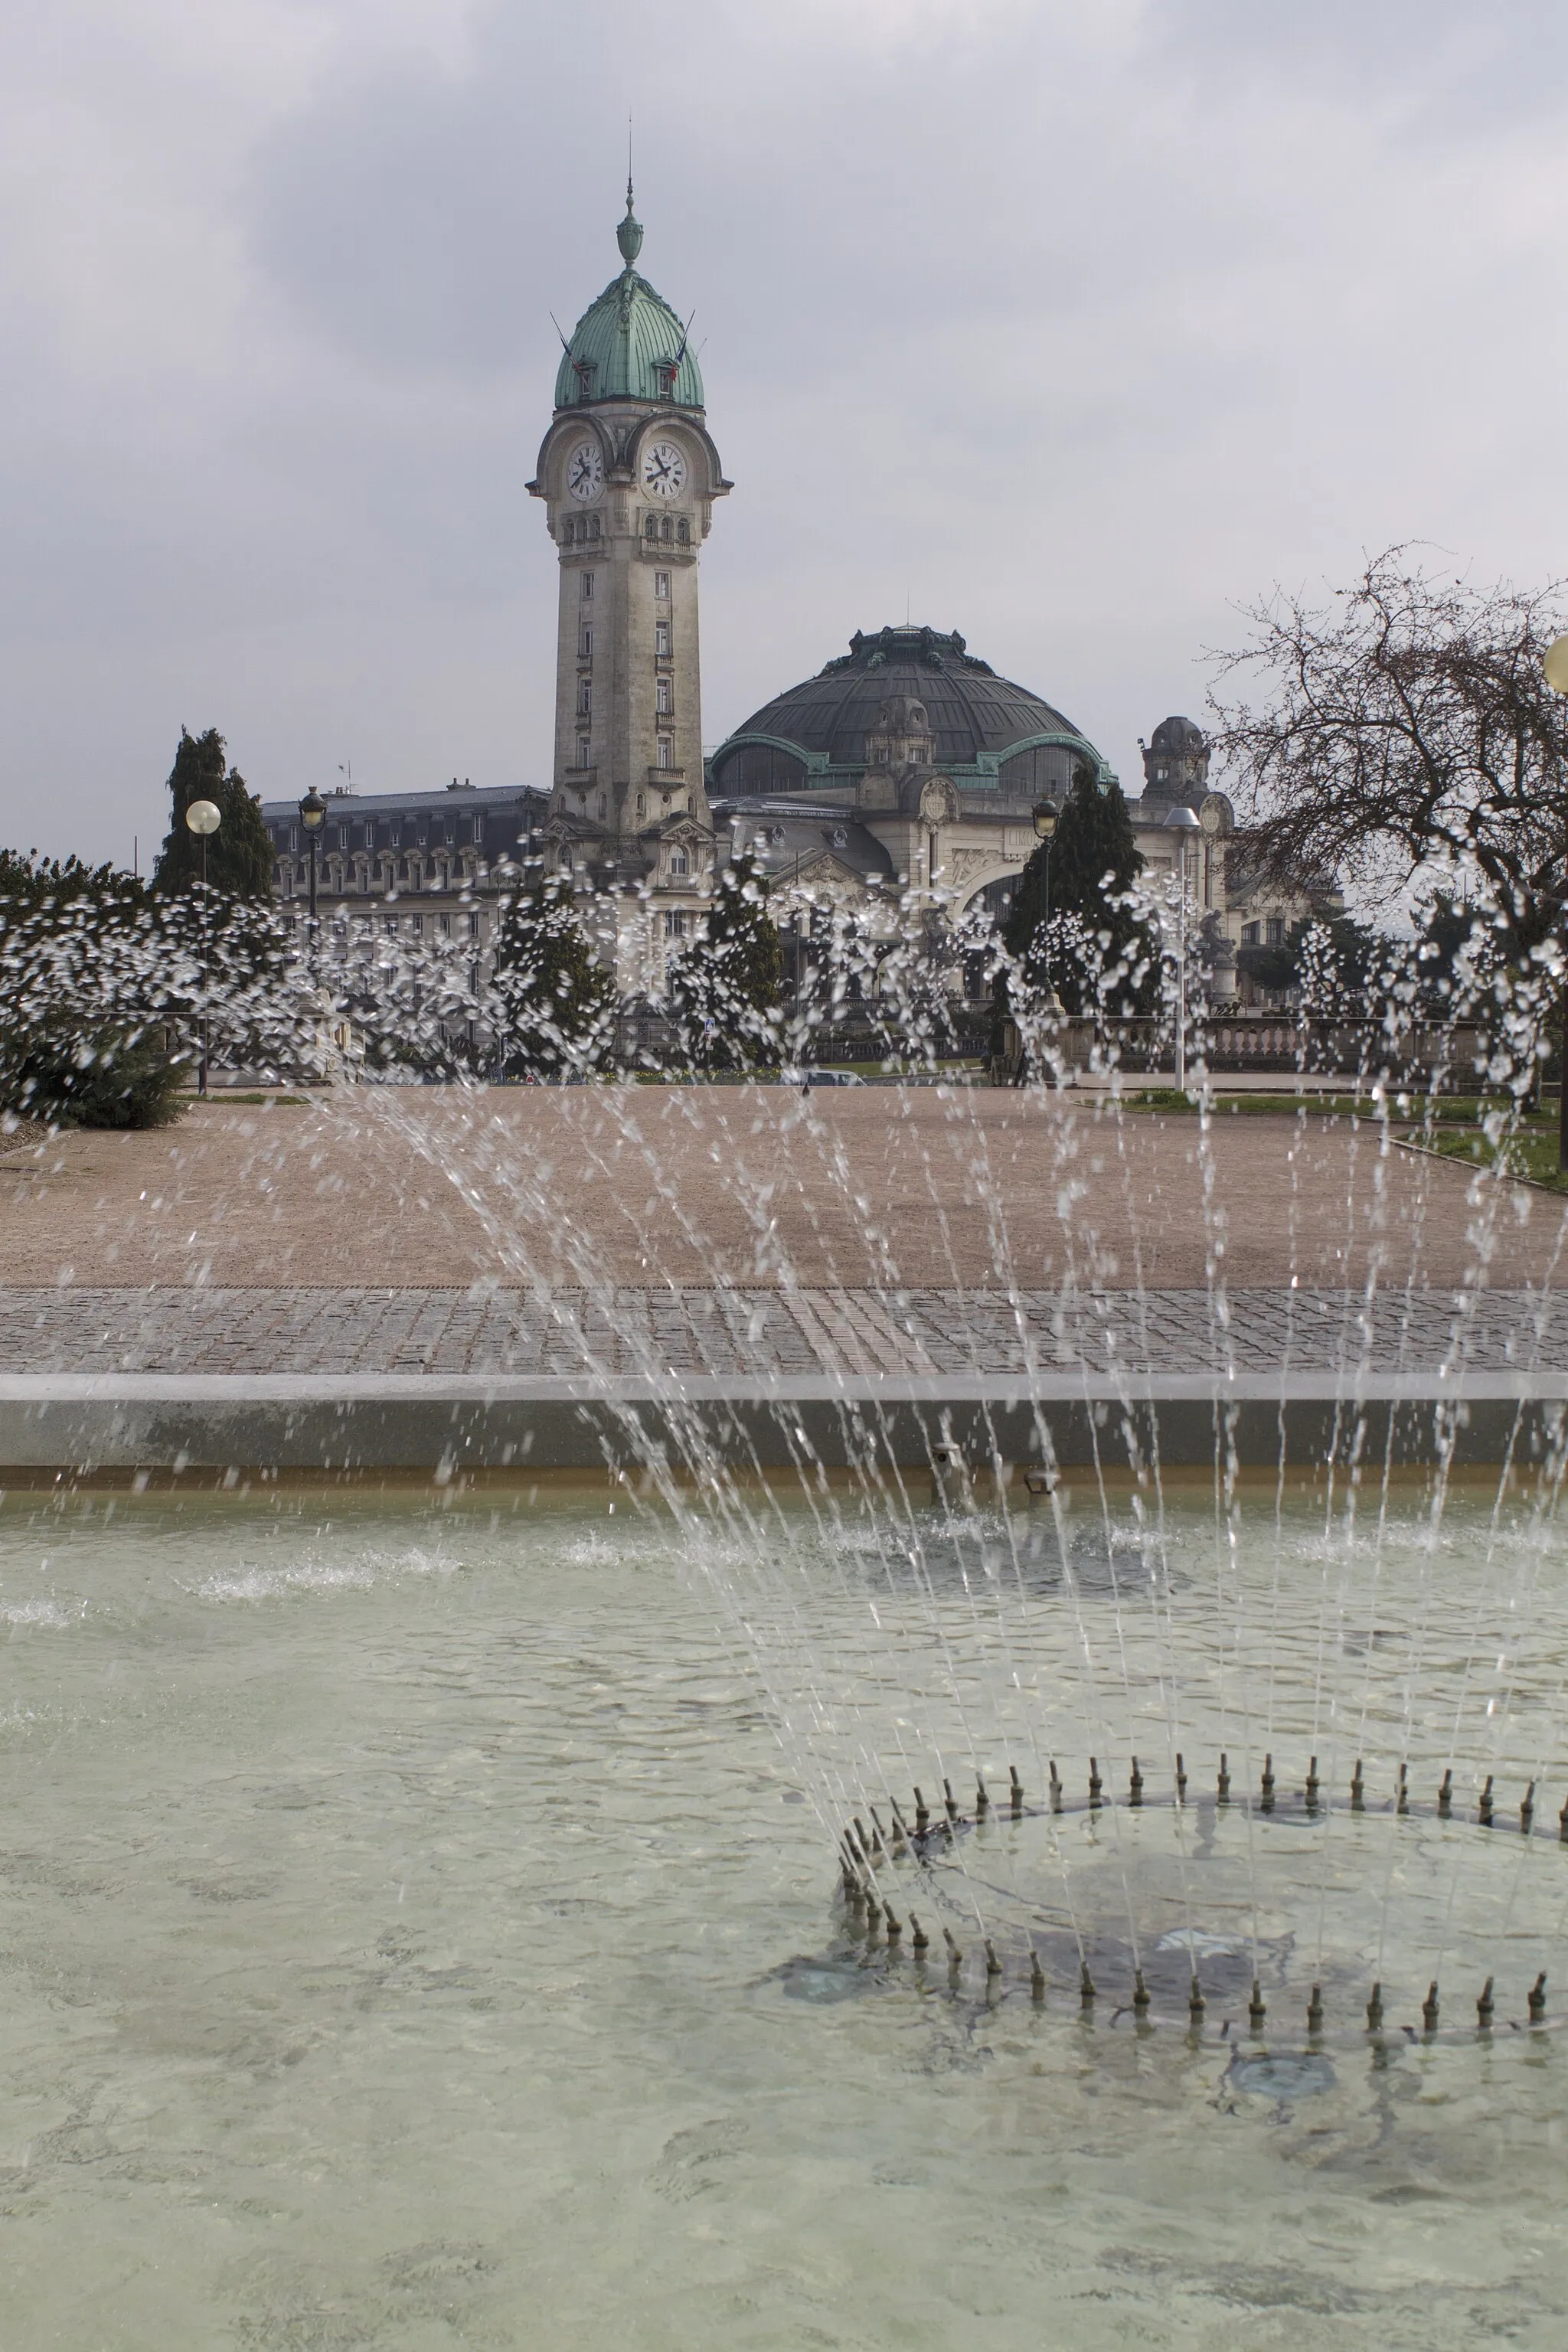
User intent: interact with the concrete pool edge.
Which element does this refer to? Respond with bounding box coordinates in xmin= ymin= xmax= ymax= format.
xmin=0 ymin=1371 xmax=1563 ymax=1474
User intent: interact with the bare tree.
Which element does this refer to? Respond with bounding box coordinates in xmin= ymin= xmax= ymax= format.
xmin=1208 ymin=549 xmax=1568 ymax=942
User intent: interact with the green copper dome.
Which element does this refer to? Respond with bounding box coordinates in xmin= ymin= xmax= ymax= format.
xmin=554 ymin=186 xmax=704 ymax=411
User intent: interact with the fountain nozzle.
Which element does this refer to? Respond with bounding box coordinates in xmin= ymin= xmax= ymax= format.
xmin=943 ymin=1778 xmax=959 ymax=1824
xmin=1132 ymin=1968 xmax=1150 ymax=2014
xmin=1477 ymin=1976 xmax=1494 ymax=2030
xmin=1217 ymin=1753 xmax=1231 ymax=1802
xmin=1010 ymin=1765 xmax=1024 ymax=1816
xmin=985 ymin=1939 xmax=1001 ymax=1979
xmin=1088 ymin=1757 xmax=1103 ymax=1807
xmin=1248 ymin=1980 xmax=1266 ymax=2034
xmin=942 ymin=1928 xmax=962 ymax=1976
xmin=1305 ymin=1756 xmax=1320 ymax=1809
xmin=1188 ymin=1976 xmax=1206 ymax=2023
xmin=1367 ymin=1982 xmax=1383 ymax=2031
xmin=910 ymin=1913 xmax=930 ymax=1953
xmin=1259 ymin=1755 xmax=1275 ymax=1811
xmin=1080 ymin=1960 xmax=1096 ymax=2007
xmin=1422 ymin=1981 xmax=1440 ymax=2034
xmin=913 ymin=1786 xmax=930 ymax=1835
xmin=1351 ymin=1759 xmax=1365 ymax=1811
xmin=1307 ymin=1985 xmax=1325 ymax=2036
xmin=1530 ymin=1971 xmax=1547 ymax=2024
xmin=1521 ymin=1782 xmax=1536 ymax=1834
xmin=1479 ymin=1775 xmax=1494 ymax=1828
xmin=1396 ymin=1762 xmax=1410 ymax=1817
xmin=1048 ymin=1761 xmax=1063 ymax=1812
xmin=1175 ymin=1752 xmax=1187 ymax=1803
xmin=1030 ymin=1952 xmax=1046 ymax=2001
xmin=1439 ymin=1769 xmax=1453 ymax=1817
xmin=1129 ymin=1757 xmax=1144 ymax=1806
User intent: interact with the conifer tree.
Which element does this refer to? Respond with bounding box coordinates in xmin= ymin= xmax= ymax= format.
xmin=1003 ymin=763 xmax=1149 ymax=1014
xmin=668 ymin=851 xmax=785 ymax=1067
xmin=152 ymin=727 xmax=274 ymax=899
xmin=488 ymin=865 xmax=615 ymax=1076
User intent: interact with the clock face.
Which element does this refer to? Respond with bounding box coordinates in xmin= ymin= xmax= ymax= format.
xmin=642 ymin=440 xmax=688 ymax=500
xmin=566 ymin=440 xmax=603 ymax=503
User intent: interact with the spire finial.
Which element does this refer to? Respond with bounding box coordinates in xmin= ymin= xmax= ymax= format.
xmin=616 ymin=172 xmax=643 ymax=267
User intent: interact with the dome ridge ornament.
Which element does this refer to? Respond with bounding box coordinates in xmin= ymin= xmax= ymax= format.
xmin=616 ymin=178 xmax=644 ymax=267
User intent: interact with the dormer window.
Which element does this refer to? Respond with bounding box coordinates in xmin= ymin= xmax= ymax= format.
xmin=669 ymin=849 xmax=689 ymax=877
xmin=571 ymin=358 xmax=596 ymax=400
xmin=654 ymin=361 xmax=677 ymax=399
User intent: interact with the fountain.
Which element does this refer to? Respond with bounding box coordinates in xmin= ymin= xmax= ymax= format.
xmin=4 ymin=878 xmax=1568 ymax=2337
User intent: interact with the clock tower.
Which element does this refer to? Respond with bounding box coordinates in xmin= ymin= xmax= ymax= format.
xmin=529 ymin=185 xmax=730 ymax=952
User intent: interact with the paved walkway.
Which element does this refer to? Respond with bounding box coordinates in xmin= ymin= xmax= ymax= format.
xmin=2 ymin=1285 xmax=1561 ymax=1377
xmin=3 ymin=1086 xmax=1566 ymax=1295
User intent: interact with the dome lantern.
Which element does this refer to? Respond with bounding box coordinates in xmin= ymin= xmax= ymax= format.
xmin=616 ymin=178 xmax=644 ymax=267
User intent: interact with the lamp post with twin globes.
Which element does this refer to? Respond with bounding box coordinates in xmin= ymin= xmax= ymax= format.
xmin=1165 ymin=805 xmax=1201 ymax=1091
xmin=299 ymin=787 xmax=326 ymax=970
xmin=184 ymin=796 xmax=222 ymax=1096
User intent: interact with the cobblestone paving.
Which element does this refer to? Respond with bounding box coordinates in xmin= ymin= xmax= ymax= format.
xmin=1 ymin=1285 xmax=1564 ymax=1378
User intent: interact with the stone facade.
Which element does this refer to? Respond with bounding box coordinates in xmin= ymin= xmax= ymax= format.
xmin=527 ymin=188 xmax=730 ymax=1000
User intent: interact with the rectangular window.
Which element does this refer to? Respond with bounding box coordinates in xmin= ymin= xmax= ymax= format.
xmin=471 ymin=815 xmax=483 ymax=842
xmin=577 ymin=735 xmax=591 ymax=767
xmin=663 ymin=910 xmax=687 ymax=939
xmin=1241 ymin=921 xmax=1259 ymax=947
xmin=438 ymin=914 xmax=451 ymax=935
xmin=580 ymin=626 xmax=593 ymax=659
xmin=654 ymin=620 xmax=670 ymax=656
xmin=467 ymin=911 xmax=480 ymax=938
xmin=1265 ymin=916 xmax=1285 ymax=946
xmin=288 ymin=825 xmax=299 ymax=851
xmin=578 ymin=678 xmax=592 ymax=714
xmin=656 ymin=677 xmax=672 ymax=715
xmin=656 ymin=737 xmax=674 ymax=769
xmin=654 ymin=570 xmax=670 ymax=599
xmin=362 ymin=822 xmax=376 ymax=848
xmin=384 ymin=916 xmax=398 ymax=934
xmin=390 ymin=825 xmax=401 ymax=848
xmin=581 ymin=572 xmax=594 ymax=599
xmin=636 ymin=792 xmax=645 ymax=818
xmin=283 ymin=916 xmax=297 ymax=936
xmin=410 ymin=914 xmax=423 ymax=934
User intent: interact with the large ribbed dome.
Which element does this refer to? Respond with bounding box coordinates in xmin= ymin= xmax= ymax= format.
xmin=553 ymin=188 xmax=704 ymax=411
xmin=710 ymin=626 xmax=1110 ymax=801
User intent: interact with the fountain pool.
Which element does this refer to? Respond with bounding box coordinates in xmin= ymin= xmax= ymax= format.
xmin=2 ymin=1479 xmax=1567 ymax=2348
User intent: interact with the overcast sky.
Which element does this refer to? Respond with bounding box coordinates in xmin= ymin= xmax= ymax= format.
xmin=2 ymin=0 xmax=1566 ymax=867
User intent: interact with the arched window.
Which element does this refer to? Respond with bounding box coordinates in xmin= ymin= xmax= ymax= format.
xmin=645 ymin=514 xmax=658 ymax=540
xmin=676 ymin=517 xmax=689 ymax=544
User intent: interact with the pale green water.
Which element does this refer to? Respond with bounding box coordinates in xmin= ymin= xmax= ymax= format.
xmin=2 ymin=1483 xmax=1566 ymax=2349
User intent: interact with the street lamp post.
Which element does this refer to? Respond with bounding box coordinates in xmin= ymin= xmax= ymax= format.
xmin=1545 ymin=635 xmax=1568 ymax=1168
xmin=299 ymin=787 xmax=326 ymax=970
xmin=1031 ymin=799 xmax=1062 ymax=1015
xmin=1165 ymin=805 xmax=1201 ymax=1090
xmin=184 ymin=796 xmax=222 ymax=1096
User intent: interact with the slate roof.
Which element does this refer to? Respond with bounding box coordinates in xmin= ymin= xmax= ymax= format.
xmin=716 ymin=626 xmax=1089 ymax=770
